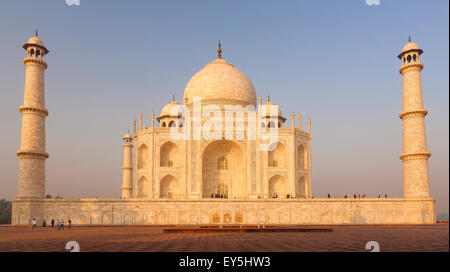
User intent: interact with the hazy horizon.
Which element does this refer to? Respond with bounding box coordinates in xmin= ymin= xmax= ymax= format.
xmin=0 ymin=0 xmax=448 ymax=214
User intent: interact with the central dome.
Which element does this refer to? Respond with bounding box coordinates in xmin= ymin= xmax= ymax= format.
xmin=183 ymin=57 xmax=256 ymax=106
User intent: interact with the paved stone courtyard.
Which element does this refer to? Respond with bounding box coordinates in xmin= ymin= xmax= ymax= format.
xmin=0 ymin=224 xmax=447 ymax=252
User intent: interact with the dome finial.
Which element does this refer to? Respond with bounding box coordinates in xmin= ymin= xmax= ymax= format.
xmin=267 ymin=95 xmax=270 ymax=102
xmin=35 ymin=29 xmax=38 ymax=37
xmin=217 ymin=40 xmax=222 ymax=59
xmin=172 ymin=94 xmax=175 ymax=102
xmin=408 ymin=35 xmax=411 ymax=42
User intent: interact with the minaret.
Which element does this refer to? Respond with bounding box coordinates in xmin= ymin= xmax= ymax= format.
xmin=307 ymin=119 xmax=312 ymax=198
xmin=121 ymin=132 xmax=133 ymax=199
xmin=17 ymin=31 xmax=49 ymax=199
xmin=298 ymin=114 xmax=302 ymax=130
xmin=398 ymin=38 xmax=431 ymax=198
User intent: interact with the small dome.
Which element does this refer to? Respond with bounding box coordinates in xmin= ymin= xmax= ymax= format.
xmin=260 ymin=101 xmax=282 ymax=117
xmin=402 ymin=41 xmax=419 ymax=53
xmin=160 ymin=101 xmax=182 ymax=117
xmin=23 ymin=33 xmax=49 ymax=54
xmin=123 ymin=132 xmax=131 ymax=139
xmin=27 ymin=36 xmax=46 ymax=47
xmin=397 ymin=38 xmax=423 ymax=60
xmin=183 ymin=57 xmax=257 ymax=106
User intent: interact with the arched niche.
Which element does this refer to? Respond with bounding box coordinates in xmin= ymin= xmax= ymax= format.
xmin=268 ymin=142 xmax=286 ymax=168
xmin=296 ymin=176 xmax=306 ymax=198
xmin=160 ymin=141 xmax=178 ymax=167
xmin=160 ymin=175 xmax=179 ymax=199
xmin=137 ymin=176 xmax=149 ymax=198
xmin=297 ymin=144 xmax=306 ymax=170
xmin=268 ymin=175 xmax=287 ymax=198
xmin=138 ymin=144 xmax=149 ymax=169
xmin=201 ymin=140 xmax=245 ymax=198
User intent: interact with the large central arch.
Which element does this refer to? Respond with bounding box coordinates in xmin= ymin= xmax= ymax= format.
xmin=202 ymin=140 xmax=245 ymax=198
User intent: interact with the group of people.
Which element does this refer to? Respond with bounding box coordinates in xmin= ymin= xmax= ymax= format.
xmin=341 ymin=194 xmax=388 ymax=199
xmin=210 ymin=193 xmax=228 ymax=199
xmin=31 ymin=218 xmax=72 ymax=230
xmin=271 ymin=193 xmax=293 ymax=199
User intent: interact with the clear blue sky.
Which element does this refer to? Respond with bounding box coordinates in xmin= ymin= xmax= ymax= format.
xmin=0 ymin=0 xmax=448 ymax=214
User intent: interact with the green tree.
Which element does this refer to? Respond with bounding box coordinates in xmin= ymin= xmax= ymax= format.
xmin=0 ymin=199 xmax=12 ymax=224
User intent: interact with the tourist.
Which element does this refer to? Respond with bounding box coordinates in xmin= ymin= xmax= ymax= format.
xmin=68 ymin=218 xmax=72 ymax=229
xmin=385 ymin=194 xmax=388 ymax=198
xmin=327 ymin=194 xmax=331 ymax=198
xmin=42 ymin=219 xmax=46 ymax=227
xmin=344 ymin=195 xmax=347 ymax=199
xmin=56 ymin=219 xmax=60 ymax=230
xmin=51 ymin=218 xmax=54 ymax=228
xmin=31 ymin=218 xmax=37 ymax=230
xmin=378 ymin=194 xmax=381 ymax=198
xmin=354 ymin=194 xmax=357 ymax=198
xmin=61 ymin=219 xmax=65 ymax=230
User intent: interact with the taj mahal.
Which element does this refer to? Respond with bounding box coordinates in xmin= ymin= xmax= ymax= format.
xmin=12 ymin=33 xmax=436 ymax=225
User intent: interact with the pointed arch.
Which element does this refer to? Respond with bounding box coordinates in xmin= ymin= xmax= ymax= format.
xmin=297 ymin=144 xmax=306 ymax=170
xmin=296 ymin=176 xmax=306 ymax=198
xmin=137 ymin=176 xmax=149 ymax=198
xmin=268 ymin=175 xmax=287 ymax=198
xmin=160 ymin=141 xmax=178 ymax=167
xmin=160 ymin=174 xmax=179 ymax=199
xmin=138 ymin=144 xmax=149 ymax=169
xmin=268 ymin=142 xmax=286 ymax=167
xmin=201 ymin=140 xmax=244 ymax=198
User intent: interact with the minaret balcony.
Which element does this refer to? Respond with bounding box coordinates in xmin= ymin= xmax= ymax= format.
xmin=398 ymin=109 xmax=428 ymax=119
xmin=399 ymin=62 xmax=423 ymax=74
xmin=23 ymin=57 xmax=47 ymax=69
xmin=16 ymin=150 xmax=49 ymax=159
xmin=19 ymin=106 xmax=48 ymax=116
